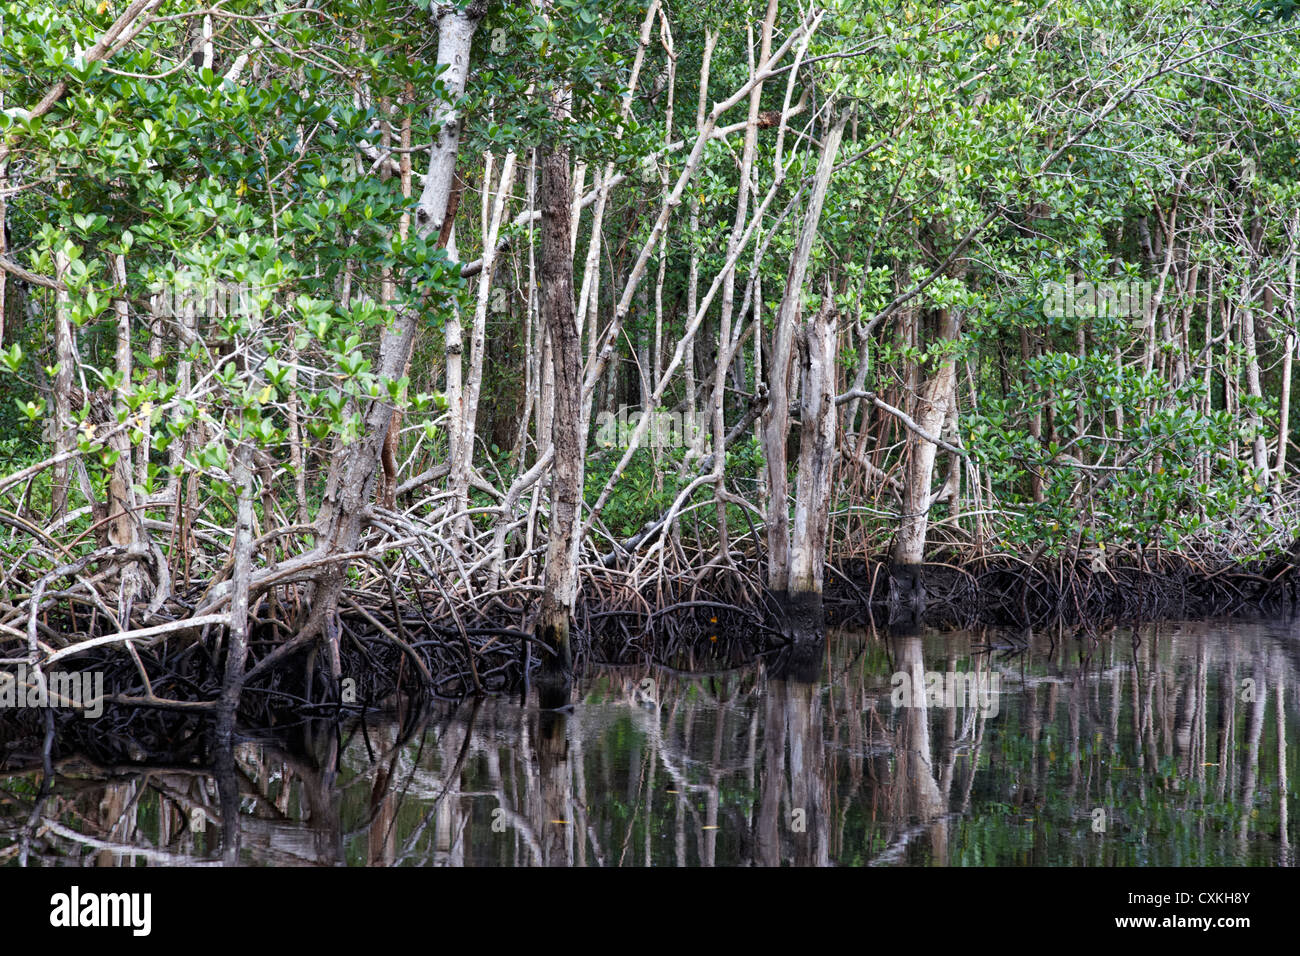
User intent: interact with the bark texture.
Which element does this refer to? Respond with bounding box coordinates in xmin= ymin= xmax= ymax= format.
xmin=762 ymin=110 xmax=846 ymax=595
xmin=535 ymin=137 xmax=581 ymax=686
xmin=890 ymin=308 xmax=959 ymax=621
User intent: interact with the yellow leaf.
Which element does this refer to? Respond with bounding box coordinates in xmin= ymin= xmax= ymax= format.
xmin=235 ymin=179 xmax=247 ymax=197
xmin=257 ymin=384 xmax=273 ymax=404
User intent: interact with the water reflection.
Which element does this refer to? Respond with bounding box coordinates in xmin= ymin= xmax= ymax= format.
xmin=2 ymin=620 xmax=1296 ymax=866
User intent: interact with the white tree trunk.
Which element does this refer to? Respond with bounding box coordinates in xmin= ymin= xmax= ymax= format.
xmin=450 ymin=150 xmax=517 ymax=528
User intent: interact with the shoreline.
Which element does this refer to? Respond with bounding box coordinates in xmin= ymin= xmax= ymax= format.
xmin=2 ymin=548 xmax=1296 ymax=743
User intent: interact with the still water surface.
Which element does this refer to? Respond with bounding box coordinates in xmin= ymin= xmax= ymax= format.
xmin=3 ymin=620 xmax=1297 ymax=865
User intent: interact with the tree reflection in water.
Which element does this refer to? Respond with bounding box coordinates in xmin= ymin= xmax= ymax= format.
xmin=1 ymin=620 xmax=1297 ymax=866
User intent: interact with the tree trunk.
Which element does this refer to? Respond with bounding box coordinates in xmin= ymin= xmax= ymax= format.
xmin=1242 ymin=217 xmax=1269 ymax=477
xmin=308 ymin=1 xmax=485 ymax=678
xmin=450 ymin=150 xmax=517 ymax=531
xmin=51 ymin=249 xmax=74 ymax=523
xmin=535 ymin=134 xmax=581 ymax=697
xmin=377 ymin=87 xmax=415 ymax=511
xmin=109 ymin=254 xmax=147 ymax=614
xmin=762 ymin=110 xmax=846 ymax=594
xmin=891 ymin=308 xmax=959 ymax=622
xmin=787 ymin=293 xmax=838 ymax=630
xmin=1277 ymin=209 xmax=1299 ymax=494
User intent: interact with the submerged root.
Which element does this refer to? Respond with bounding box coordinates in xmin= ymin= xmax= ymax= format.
xmin=3 ymin=486 xmax=1299 ymax=745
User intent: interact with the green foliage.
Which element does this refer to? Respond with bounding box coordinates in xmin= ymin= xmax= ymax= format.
xmin=2 ymin=0 xmax=1299 ymax=569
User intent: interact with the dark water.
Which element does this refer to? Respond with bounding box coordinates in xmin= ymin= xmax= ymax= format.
xmin=2 ymin=620 xmax=1297 ymax=866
